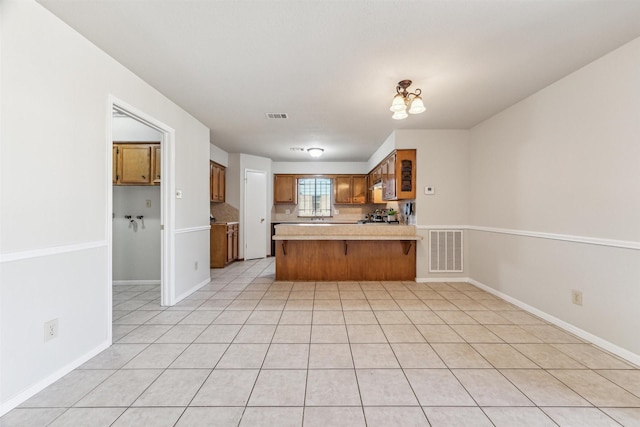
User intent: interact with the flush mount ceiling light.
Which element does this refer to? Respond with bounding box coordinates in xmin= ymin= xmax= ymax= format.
xmin=389 ymin=79 xmax=425 ymax=120
xmin=307 ymin=148 xmax=324 ymax=158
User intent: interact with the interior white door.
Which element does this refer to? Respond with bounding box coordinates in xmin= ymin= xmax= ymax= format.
xmin=244 ymin=169 xmax=267 ymax=260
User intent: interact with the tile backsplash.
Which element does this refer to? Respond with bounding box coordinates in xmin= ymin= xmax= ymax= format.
xmin=210 ymin=203 xmax=239 ymax=223
xmin=273 ymin=202 xmax=387 ymax=222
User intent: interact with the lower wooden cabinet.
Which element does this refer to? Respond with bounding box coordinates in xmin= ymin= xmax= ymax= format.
xmin=211 ymin=222 xmax=239 ymax=268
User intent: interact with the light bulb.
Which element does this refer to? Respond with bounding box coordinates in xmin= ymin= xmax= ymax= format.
xmin=408 ymin=95 xmax=425 ymax=114
xmin=389 ymin=94 xmax=407 ymax=113
xmin=392 ymin=110 xmax=408 ymax=120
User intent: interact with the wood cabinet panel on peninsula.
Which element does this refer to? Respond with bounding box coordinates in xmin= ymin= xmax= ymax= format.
xmin=274 ymin=175 xmax=297 ymax=204
xmin=211 ymin=223 xmax=238 ymax=268
xmin=113 ymin=142 xmax=160 ymax=186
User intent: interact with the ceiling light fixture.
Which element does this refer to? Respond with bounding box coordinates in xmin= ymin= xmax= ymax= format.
xmin=390 ymin=79 xmax=425 ymax=120
xmin=307 ymin=148 xmax=324 ymax=158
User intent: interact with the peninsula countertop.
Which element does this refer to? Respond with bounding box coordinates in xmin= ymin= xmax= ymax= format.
xmin=273 ymin=223 xmax=422 ymax=241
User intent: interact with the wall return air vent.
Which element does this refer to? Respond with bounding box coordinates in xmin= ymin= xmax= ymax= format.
xmin=266 ymin=113 xmax=289 ymax=119
xmin=429 ymin=230 xmax=463 ymax=273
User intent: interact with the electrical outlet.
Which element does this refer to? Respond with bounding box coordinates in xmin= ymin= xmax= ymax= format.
xmin=194 ymin=261 xmax=198 ymax=270
xmin=44 ymin=318 xmax=58 ymax=342
xmin=145 ymin=199 xmax=151 ymax=208
xmin=571 ymin=290 xmax=583 ymax=306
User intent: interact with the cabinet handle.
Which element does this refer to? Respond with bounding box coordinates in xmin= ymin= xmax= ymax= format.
xmin=142 ymin=175 xmax=146 ymax=179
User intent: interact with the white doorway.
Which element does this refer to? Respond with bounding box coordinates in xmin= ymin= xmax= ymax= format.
xmin=107 ymin=96 xmax=176 ymax=343
xmin=244 ymin=169 xmax=267 ymax=260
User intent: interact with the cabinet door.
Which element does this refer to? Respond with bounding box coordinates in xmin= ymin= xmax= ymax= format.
xmin=213 ymin=165 xmax=221 ymax=201
xmin=351 ymin=175 xmax=367 ymax=204
xmin=209 ymin=161 xmax=215 ymax=202
xmin=152 ymin=144 xmax=161 ymax=185
xmin=334 ymin=176 xmax=352 ymax=204
xmin=218 ymin=166 xmax=225 ymax=202
xmin=119 ymin=144 xmax=152 ymax=184
xmin=384 ymin=153 xmax=397 ymax=200
xmin=210 ymin=162 xmax=226 ymax=202
xmin=112 ymin=145 xmax=118 ymax=184
xmin=232 ymin=224 xmax=239 ymax=260
xmin=274 ymin=175 xmax=297 ymax=204
xmin=226 ymin=225 xmax=234 ymax=263
xmin=396 ymin=149 xmax=416 ymax=200
xmin=372 ymin=166 xmax=382 ymax=183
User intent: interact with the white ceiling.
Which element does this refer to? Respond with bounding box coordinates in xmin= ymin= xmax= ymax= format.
xmin=38 ymin=0 xmax=640 ymax=162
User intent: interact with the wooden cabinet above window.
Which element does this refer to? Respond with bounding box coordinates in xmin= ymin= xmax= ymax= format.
xmin=113 ymin=142 xmax=160 ymax=186
xmin=274 ymin=175 xmax=297 ymax=204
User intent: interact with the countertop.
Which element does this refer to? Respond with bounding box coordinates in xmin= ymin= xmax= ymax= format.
xmin=273 ymin=223 xmax=422 ymax=241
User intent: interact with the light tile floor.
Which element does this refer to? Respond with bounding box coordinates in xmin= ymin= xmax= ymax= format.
xmin=3 ymin=258 xmax=640 ymax=426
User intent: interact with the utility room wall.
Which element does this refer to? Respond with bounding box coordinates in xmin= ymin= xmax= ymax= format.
xmin=112 ymin=115 xmax=162 ymax=284
xmin=113 ymin=186 xmax=161 ymax=283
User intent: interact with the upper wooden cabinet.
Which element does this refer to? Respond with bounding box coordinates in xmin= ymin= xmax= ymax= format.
xmin=372 ymin=149 xmax=416 ymax=201
xmin=113 ymin=142 xmax=160 ymax=186
xmin=152 ymin=145 xmax=161 ymax=185
xmin=210 ymin=161 xmax=226 ymax=203
xmin=334 ymin=175 xmax=366 ymax=204
xmin=383 ymin=152 xmax=397 ymax=201
xmin=274 ymin=175 xmax=297 ymax=204
xmin=112 ymin=146 xmax=118 ymax=184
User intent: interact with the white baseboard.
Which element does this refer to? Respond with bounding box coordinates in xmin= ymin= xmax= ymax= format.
xmin=112 ymin=280 xmax=161 ymax=286
xmin=416 ymin=277 xmax=471 ymax=283
xmin=467 ymin=278 xmax=640 ymax=367
xmin=174 ymin=277 xmax=212 ymax=304
xmin=0 ymin=340 xmax=110 ymax=417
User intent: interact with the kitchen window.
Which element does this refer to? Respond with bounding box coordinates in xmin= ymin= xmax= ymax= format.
xmin=298 ymin=178 xmax=332 ymax=217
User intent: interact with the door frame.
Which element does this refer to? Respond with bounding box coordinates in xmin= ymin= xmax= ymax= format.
xmin=107 ymin=95 xmax=176 ymax=342
xmin=243 ymin=168 xmax=268 ymax=260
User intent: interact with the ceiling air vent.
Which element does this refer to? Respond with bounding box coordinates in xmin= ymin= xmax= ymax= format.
xmin=289 ymin=147 xmax=305 ymax=152
xmin=266 ymin=113 xmax=289 ymax=119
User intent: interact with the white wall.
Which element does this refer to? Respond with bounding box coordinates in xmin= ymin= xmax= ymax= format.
xmin=272 ymin=161 xmax=369 ymax=175
xmin=0 ymin=0 xmax=210 ymax=413
xmin=113 ymin=115 xmax=162 ymax=142
xmin=112 ymin=186 xmax=161 ymax=283
xmin=392 ymin=130 xmax=470 ymax=280
xmin=210 ymin=142 xmax=229 ymax=167
xmin=112 ymin=118 xmax=162 ymax=283
xmin=468 ymin=37 xmax=640 ymax=360
xmin=367 ymin=132 xmax=396 ymax=171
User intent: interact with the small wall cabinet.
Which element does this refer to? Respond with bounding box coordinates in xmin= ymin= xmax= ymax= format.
xmin=211 ymin=222 xmax=239 ymax=268
xmin=334 ymin=175 xmax=367 ymax=204
xmin=274 ymin=175 xmax=297 ymax=204
xmin=210 ymin=161 xmax=226 ymax=203
xmin=113 ymin=142 xmax=160 ymax=186
xmin=375 ymin=149 xmax=416 ymax=201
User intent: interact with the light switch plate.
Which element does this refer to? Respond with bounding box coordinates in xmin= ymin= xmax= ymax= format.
xmin=424 ymin=186 xmax=435 ymax=195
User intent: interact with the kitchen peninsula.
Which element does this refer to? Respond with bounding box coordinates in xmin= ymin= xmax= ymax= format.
xmin=273 ymin=224 xmax=422 ymax=281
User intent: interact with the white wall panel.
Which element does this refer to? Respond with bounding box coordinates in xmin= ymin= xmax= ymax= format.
xmin=468 ymin=36 xmax=640 ymax=360
xmin=0 ymin=0 xmax=209 ymax=412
